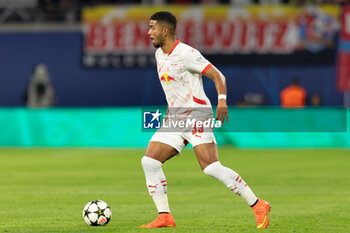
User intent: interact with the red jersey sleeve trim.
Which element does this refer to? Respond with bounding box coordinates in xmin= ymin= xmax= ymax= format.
xmin=168 ymin=39 xmax=180 ymax=56
xmin=201 ymin=63 xmax=212 ymax=75
xmin=193 ymin=96 xmax=207 ymax=105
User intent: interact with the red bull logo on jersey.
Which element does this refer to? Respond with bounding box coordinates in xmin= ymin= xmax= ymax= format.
xmin=160 ymin=73 xmax=175 ymax=84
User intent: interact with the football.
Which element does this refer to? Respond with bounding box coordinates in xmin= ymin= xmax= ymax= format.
xmin=83 ymin=200 xmax=112 ymax=226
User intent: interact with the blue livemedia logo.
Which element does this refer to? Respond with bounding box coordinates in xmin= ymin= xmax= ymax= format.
xmin=143 ymin=109 xmax=162 ymax=129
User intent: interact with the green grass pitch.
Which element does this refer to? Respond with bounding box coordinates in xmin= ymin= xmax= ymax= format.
xmin=0 ymin=148 xmax=349 ymax=233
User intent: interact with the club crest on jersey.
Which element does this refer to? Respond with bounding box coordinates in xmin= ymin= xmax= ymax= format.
xmin=160 ymin=73 xmax=175 ymax=84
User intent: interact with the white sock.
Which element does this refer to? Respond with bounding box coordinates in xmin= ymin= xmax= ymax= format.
xmin=203 ymin=161 xmax=258 ymax=206
xmin=141 ymin=156 xmax=170 ymax=213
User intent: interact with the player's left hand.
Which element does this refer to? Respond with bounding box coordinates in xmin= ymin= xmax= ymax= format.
xmin=216 ymin=99 xmax=228 ymax=124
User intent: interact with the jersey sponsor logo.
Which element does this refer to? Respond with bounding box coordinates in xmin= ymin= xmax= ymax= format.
xmin=160 ymin=73 xmax=175 ymax=84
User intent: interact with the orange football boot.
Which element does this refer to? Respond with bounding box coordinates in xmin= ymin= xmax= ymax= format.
xmin=139 ymin=213 xmax=176 ymax=228
xmin=252 ymin=199 xmax=271 ymax=229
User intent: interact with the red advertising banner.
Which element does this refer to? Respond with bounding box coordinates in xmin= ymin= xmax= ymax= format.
xmin=82 ymin=5 xmax=340 ymax=68
xmin=337 ymin=6 xmax=350 ymax=91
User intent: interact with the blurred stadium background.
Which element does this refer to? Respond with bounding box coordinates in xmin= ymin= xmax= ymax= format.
xmin=0 ymin=0 xmax=350 ymax=232
xmin=0 ymin=0 xmax=349 ymax=147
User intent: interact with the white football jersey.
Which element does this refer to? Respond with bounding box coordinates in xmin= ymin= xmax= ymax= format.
xmin=155 ymin=40 xmax=213 ymax=110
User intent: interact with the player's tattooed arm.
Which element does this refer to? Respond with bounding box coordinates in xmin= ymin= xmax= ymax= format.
xmin=203 ymin=66 xmax=228 ymax=124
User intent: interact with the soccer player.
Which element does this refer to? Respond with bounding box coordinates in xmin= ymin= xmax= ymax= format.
xmin=140 ymin=11 xmax=271 ymax=229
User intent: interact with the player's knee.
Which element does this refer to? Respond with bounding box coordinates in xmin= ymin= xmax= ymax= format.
xmin=203 ymin=161 xmax=241 ymax=190
xmin=141 ymin=156 xmax=162 ymax=170
xmin=203 ymin=161 xmax=223 ymax=177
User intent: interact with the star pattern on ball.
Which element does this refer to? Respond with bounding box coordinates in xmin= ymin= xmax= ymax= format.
xmin=83 ymin=200 xmax=112 ymax=226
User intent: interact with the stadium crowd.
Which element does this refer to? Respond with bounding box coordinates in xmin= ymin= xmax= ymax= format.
xmin=0 ymin=0 xmax=348 ymax=23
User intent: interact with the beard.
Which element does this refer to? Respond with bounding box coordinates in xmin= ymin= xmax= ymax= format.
xmin=152 ymin=37 xmax=163 ymax=48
